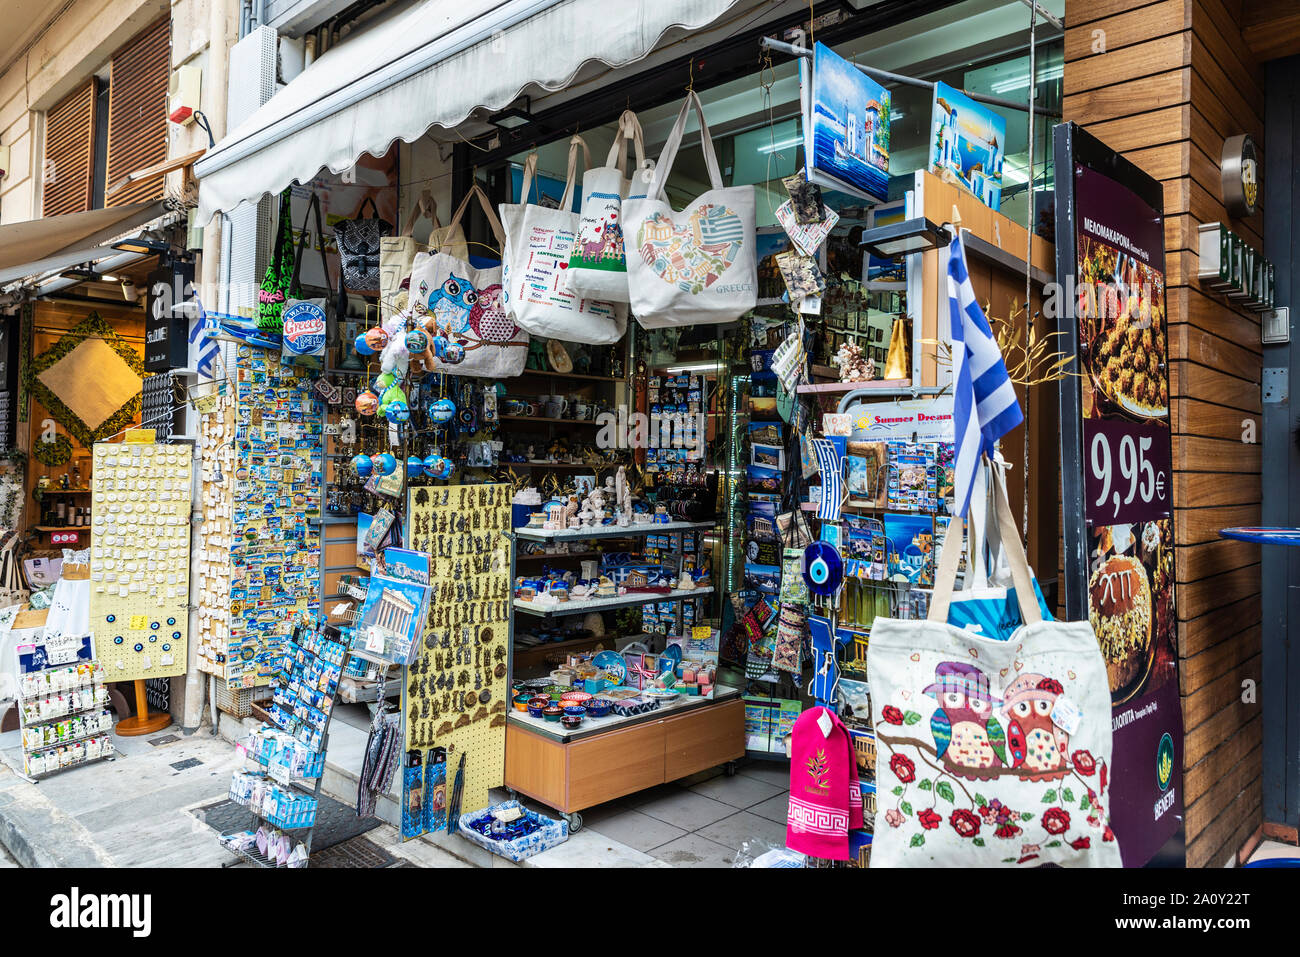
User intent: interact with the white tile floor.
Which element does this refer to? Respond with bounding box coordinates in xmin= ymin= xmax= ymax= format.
xmin=574 ymin=759 xmax=791 ymax=868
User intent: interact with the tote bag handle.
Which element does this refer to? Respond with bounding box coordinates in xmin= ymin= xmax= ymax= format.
xmin=289 ymin=191 xmax=331 ymax=299
xmin=604 ymin=110 xmax=648 ymax=178
xmin=519 ymin=135 xmax=591 ymax=212
xmin=440 ymin=182 xmax=507 ymax=253
xmin=400 ymin=189 xmax=443 ymax=238
xmin=928 ymin=458 xmax=1041 ymax=626
xmin=647 ymin=90 xmax=724 ymax=202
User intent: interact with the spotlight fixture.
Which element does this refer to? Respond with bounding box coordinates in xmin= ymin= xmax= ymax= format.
xmin=858 ymin=217 xmax=949 ymax=261
xmin=488 ymin=96 xmax=532 ymax=131
xmin=111 ymin=235 xmax=171 ymax=256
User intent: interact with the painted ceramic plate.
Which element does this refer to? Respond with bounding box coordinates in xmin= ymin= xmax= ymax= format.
xmin=593 ymin=650 xmax=627 ymax=684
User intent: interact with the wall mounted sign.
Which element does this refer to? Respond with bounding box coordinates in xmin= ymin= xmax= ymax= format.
xmin=1053 ymin=122 xmax=1184 ymax=868
xmin=1220 ymin=133 xmax=1259 ymax=218
xmin=145 ymin=261 xmax=196 ymax=372
xmin=1196 ymin=222 xmax=1274 ymax=313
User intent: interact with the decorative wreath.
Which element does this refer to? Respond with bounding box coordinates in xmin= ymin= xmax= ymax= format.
xmin=32 ymin=434 xmax=72 ymax=467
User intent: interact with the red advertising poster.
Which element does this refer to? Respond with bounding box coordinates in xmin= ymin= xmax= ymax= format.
xmin=1055 ymin=124 xmax=1183 ymax=866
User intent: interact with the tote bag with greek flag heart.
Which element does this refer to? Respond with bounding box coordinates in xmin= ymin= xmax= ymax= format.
xmin=622 ymin=91 xmax=757 ymax=329
xmin=408 ymin=185 xmax=528 ymax=379
xmin=499 ymin=137 xmax=627 ymax=345
xmin=866 ymin=469 xmax=1121 ymax=868
xmin=565 ymin=110 xmax=651 ymax=302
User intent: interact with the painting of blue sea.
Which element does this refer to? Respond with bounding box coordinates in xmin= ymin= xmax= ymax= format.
xmin=929 ymin=80 xmax=1007 ymax=211
xmin=802 ymin=42 xmax=890 ymax=203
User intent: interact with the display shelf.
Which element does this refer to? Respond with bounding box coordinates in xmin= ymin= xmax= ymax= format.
xmin=508 ymin=684 xmax=741 ymax=743
xmin=223 ymin=840 xmax=280 ymax=869
xmin=514 ymin=585 xmax=713 ymax=617
xmin=33 ymin=525 xmax=92 ymax=533
xmin=25 ymin=722 xmax=114 ymax=753
xmin=37 ymin=488 xmax=91 ymax=494
xmin=20 ymin=701 xmax=108 ymax=727
xmin=515 ymin=371 xmax=626 ymax=383
xmin=514 ymin=460 xmax=629 ymax=470
xmin=28 ymin=750 xmax=118 ymax=781
xmin=515 ymin=550 xmax=604 ymax=562
xmin=796 ymin=378 xmax=911 ymax=394
xmin=514 ymin=520 xmax=714 ymax=542
xmin=499 ymin=416 xmax=602 ymax=426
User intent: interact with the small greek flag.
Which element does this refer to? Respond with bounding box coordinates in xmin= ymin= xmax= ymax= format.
xmin=813 ymin=436 xmax=844 ymax=521
xmin=947 ymin=232 xmax=1023 ymax=518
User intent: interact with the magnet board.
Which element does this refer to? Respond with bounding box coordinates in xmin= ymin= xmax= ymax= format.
xmin=87 ymin=441 xmax=192 ymax=681
xmin=404 ymin=483 xmax=512 ymax=813
xmin=224 ymin=347 xmax=324 ymax=687
xmin=195 ymin=388 xmax=236 ymax=679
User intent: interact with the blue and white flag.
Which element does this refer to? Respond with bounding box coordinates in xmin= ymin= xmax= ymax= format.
xmin=947 ymin=232 xmax=1023 ymax=518
xmin=813 ymin=436 xmax=844 ymax=521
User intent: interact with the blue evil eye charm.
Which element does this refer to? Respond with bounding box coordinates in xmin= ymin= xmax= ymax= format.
xmin=114 ymin=636 xmax=124 ymax=645
xmin=162 ymin=644 xmax=171 ymax=651
xmin=133 ymin=643 xmax=144 ymax=653
xmin=167 ymin=617 xmax=176 ymax=626
xmin=151 ymin=621 xmax=160 ymax=630
xmin=149 ymin=636 xmax=157 ymax=643
xmin=172 ymin=632 xmax=181 ymax=640
xmin=106 ymin=615 xmax=116 ymax=623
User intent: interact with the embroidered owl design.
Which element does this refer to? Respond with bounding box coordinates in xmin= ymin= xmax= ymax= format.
xmin=1001 ymin=674 xmax=1070 ymax=781
xmin=466 ymin=284 xmax=517 ymax=343
xmin=925 ymin=661 xmax=1006 ymax=781
xmin=427 ymin=274 xmax=477 ymax=335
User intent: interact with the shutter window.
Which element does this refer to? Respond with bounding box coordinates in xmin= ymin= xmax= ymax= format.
xmin=42 ymin=81 xmax=96 ymax=217
xmin=105 ymin=16 xmax=170 ymax=208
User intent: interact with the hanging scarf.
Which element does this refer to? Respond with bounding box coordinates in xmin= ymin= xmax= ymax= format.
xmin=786 ymin=707 xmax=863 ymax=860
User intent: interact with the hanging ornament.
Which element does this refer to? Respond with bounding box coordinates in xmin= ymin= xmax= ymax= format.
xmin=429 ymin=397 xmax=457 ymax=424
xmin=354 ymin=332 xmax=377 ymax=356
xmin=351 ymin=453 xmax=373 ymax=477
xmin=355 ymin=391 xmax=379 ymax=416
xmin=385 ymin=400 xmax=411 ymax=424
xmin=364 ymin=327 xmax=389 ymax=354
xmin=371 ymin=452 xmax=397 ymax=476
xmin=406 ymin=456 xmax=425 ymax=477
xmin=405 ymin=328 xmax=429 ymax=357
xmin=425 ymin=455 xmax=454 ymax=480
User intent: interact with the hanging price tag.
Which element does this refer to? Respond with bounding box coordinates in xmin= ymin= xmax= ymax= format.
xmin=1083 ymin=419 xmax=1172 ymax=525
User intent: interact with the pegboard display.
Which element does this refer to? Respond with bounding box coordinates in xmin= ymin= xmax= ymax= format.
xmin=404 ymin=483 xmax=512 ymax=813
xmin=87 ymin=441 xmax=192 ymax=682
xmin=196 ymin=381 xmax=236 ymax=679
xmin=203 ymin=345 xmax=324 ymax=687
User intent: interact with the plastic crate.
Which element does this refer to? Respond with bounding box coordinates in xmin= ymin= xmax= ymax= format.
xmin=214 ymin=677 xmax=272 ymax=719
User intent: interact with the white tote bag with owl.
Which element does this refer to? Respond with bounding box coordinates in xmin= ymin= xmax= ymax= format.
xmin=499 ymin=138 xmax=628 ymax=345
xmin=866 ymin=470 xmax=1121 ymax=868
xmin=622 ymin=91 xmax=757 ymax=330
xmin=408 ymin=185 xmax=528 ymax=379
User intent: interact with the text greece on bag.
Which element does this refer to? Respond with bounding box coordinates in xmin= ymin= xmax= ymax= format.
xmin=565 ymin=110 xmax=651 ymax=302
xmin=280 ymin=191 xmax=330 ymax=369
xmin=499 ymin=138 xmax=627 ymax=345
xmin=866 ymin=471 xmax=1121 ymax=867
xmin=379 ymin=191 xmax=468 ymax=322
xmin=408 ymin=185 xmax=528 ymax=379
xmin=622 ymin=91 xmax=757 ymax=329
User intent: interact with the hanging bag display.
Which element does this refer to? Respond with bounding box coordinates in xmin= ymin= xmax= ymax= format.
xmin=565 ymin=110 xmax=650 ymax=302
xmin=408 ymin=185 xmax=528 ymax=378
xmin=333 ymin=196 xmax=393 ymax=296
xmin=280 ymin=192 xmax=332 ymax=367
xmin=257 ymin=188 xmax=296 ymax=334
xmin=499 ymin=138 xmax=627 ymax=345
xmin=622 ymin=91 xmax=757 ymax=329
xmin=866 ymin=467 xmax=1121 ymax=867
xmin=379 ymin=191 xmax=469 ymax=322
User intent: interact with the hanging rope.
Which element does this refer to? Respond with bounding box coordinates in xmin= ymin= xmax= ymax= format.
xmin=1022 ymin=2 xmax=1038 ymax=540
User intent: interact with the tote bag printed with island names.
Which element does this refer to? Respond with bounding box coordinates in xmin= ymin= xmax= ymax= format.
xmin=408 ymin=186 xmax=527 ymax=379
xmin=622 ymin=91 xmax=757 ymax=329
xmin=866 ymin=474 xmax=1121 ymax=868
xmin=499 ymin=139 xmax=627 ymax=344
xmin=565 ymin=110 xmax=650 ymax=302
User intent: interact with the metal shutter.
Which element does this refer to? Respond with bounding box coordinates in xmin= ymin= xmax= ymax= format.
xmin=105 ymin=16 xmax=170 ymax=208
xmin=42 ymin=81 xmax=96 ymax=217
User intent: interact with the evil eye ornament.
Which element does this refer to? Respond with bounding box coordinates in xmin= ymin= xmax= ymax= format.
xmin=406 ymin=456 xmax=425 ymax=478
xmin=355 ymin=391 xmax=379 ymax=416
xmin=802 ymin=541 xmax=843 ymax=598
xmin=351 ymin=454 xmax=373 ymax=478
xmin=372 ymin=453 xmax=398 ymax=476
xmin=429 ymin=397 xmax=457 ymax=424
xmin=385 ymin=400 xmax=411 ymax=424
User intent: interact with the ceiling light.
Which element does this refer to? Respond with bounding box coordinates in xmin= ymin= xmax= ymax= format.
xmin=489 ymin=96 xmax=532 ymax=130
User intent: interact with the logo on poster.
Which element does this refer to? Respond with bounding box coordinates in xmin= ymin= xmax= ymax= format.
xmin=1155 ymin=732 xmax=1174 ymax=791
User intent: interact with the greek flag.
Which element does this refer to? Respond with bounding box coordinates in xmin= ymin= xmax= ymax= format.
xmin=947 ymin=232 xmax=1023 ymax=518
xmin=813 ymin=436 xmax=844 ymax=521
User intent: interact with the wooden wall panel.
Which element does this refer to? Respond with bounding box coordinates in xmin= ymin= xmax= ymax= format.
xmin=1065 ymin=0 xmax=1264 ymax=867
xmin=105 ymin=17 xmax=170 ymax=208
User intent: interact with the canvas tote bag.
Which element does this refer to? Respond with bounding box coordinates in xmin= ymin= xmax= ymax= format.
xmin=565 ymin=110 xmax=651 ymax=301
xmin=623 ymin=91 xmax=757 ymax=329
xmin=867 ymin=468 xmax=1121 ymax=867
xmin=379 ymin=191 xmax=468 ymax=322
xmin=408 ymin=184 xmax=528 ymax=379
xmin=499 ymin=140 xmax=627 ymax=345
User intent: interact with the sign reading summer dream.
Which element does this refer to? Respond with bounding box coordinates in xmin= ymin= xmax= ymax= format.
xmin=1053 ymin=123 xmax=1183 ymax=867
xmin=800 ymin=42 xmax=890 ymax=202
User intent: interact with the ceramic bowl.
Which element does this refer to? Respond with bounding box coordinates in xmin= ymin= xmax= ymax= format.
xmin=560 ymin=713 xmax=583 ymax=730
xmin=563 ymin=705 xmax=587 ymax=718
xmin=543 ymin=705 xmax=564 ymax=722
xmin=584 ymin=697 xmax=612 ymax=718
xmin=560 ymin=691 xmax=592 ymax=704
xmin=527 ymin=697 xmax=550 ymax=718
xmin=513 ymin=694 xmax=531 ymax=712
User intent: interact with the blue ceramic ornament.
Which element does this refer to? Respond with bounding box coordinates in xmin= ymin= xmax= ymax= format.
xmin=354 ymin=333 xmax=376 ymax=356
xmin=405 ymin=329 xmax=429 ymax=356
xmin=385 ymin=400 xmax=411 ymax=423
xmin=429 ymin=397 xmax=456 ymax=424
xmin=372 ymin=452 xmax=397 ymax=476
xmin=351 ymin=454 xmax=373 ymax=477
xmin=426 ymin=455 xmax=454 ymax=480
xmin=406 ymin=456 xmax=425 ymax=477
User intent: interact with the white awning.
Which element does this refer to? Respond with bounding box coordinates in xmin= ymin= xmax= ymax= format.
xmin=194 ymin=0 xmax=749 ymax=221
xmin=0 ymin=200 xmax=166 ymax=286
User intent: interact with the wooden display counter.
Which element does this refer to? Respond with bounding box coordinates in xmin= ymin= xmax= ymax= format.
xmin=505 ymin=688 xmax=745 ymax=827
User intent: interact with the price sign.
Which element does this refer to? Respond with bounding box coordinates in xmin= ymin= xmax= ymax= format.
xmin=1083 ymin=419 xmax=1172 ymax=525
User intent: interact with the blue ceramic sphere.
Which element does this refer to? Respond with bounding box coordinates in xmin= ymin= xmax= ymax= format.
xmin=405 ymin=329 xmax=429 ymax=355
xmin=354 ymin=332 xmax=376 ymax=356
xmin=351 ymin=454 xmax=373 ymax=477
xmin=406 ymin=456 xmax=425 ymax=477
xmin=429 ymin=397 xmax=456 ymax=423
xmin=385 ymin=400 xmax=411 ymax=423
xmin=372 ymin=452 xmax=397 ymax=476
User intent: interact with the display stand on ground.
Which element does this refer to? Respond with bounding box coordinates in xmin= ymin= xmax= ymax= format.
xmin=113 ymin=678 xmax=172 ymax=735
xmin=12 ymin=633 xmax=117 ymax=778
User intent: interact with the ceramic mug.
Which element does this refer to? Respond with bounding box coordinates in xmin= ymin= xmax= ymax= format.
xmin=543 ymin=396 xmax=569 ymax=419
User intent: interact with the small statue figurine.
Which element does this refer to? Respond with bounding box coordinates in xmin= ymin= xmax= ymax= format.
xmin=615 ymin=465 xmax=632 ymax=518
xmin=833 ymin=340 xmax=875 ymax=383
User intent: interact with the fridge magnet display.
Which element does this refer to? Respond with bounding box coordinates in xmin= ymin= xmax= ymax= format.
xmin=884 ymin=513 xmax=934 ymax=586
